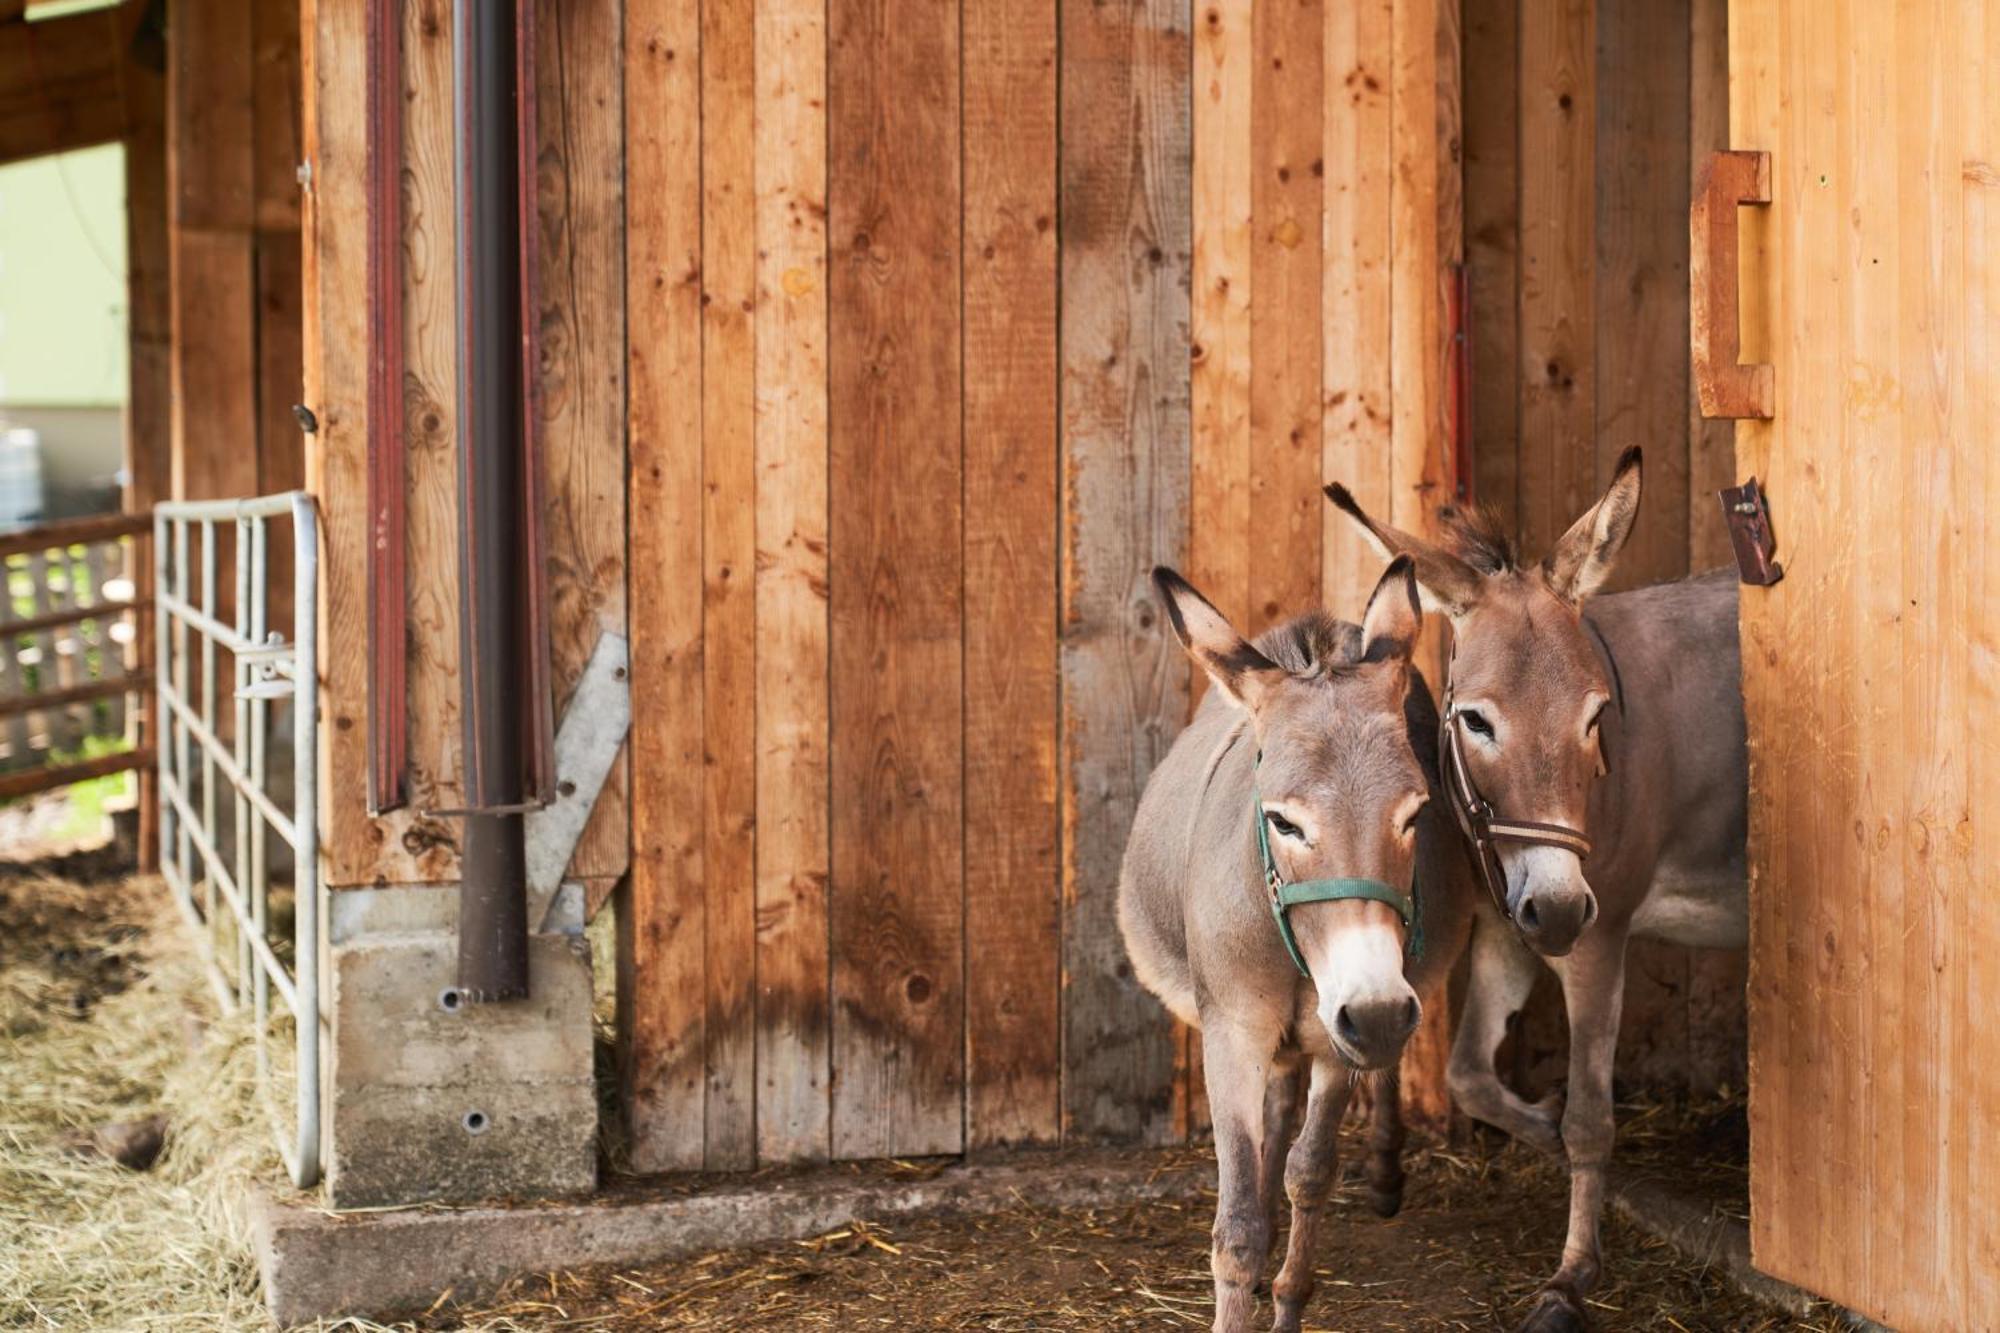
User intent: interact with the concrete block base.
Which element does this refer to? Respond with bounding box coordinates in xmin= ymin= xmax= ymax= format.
xmin=326 ymin=913 xmax=596 ymax=1209
xmin=254 ymin=1149 xmax=1210 ymax=1327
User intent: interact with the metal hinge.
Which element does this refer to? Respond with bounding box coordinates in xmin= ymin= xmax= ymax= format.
xmin=1720 ymin=477 xmax=1783 ymax=586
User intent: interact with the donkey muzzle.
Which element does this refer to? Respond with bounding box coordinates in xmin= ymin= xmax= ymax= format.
xmin=1509 ymin=846 xmax=1599 ymax=955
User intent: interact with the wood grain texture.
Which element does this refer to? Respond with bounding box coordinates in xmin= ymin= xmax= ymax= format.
xmin=827 ymin=0 xmax=966 ymax=1161
xmin=1515 ymin=0 xmax=1593 ymax=559
xmin=170 ymin=0 xmax=254 ymax=230
xmin=1460 ymin=0 xmax=1516 ymax=525
xmin=621 ymin=0 xmax=707 ymax=1173
xmin=301 ymin=0 xmax=375 ymax=889
xmin=1593 ymin=0 xmax=1688 ymax=589
xmin=1322 ymin=0 xmax=1394 ymax=621
xmin=1058 ymin=0 xmax=1191 ymax=1145
xmin=171 ymin=229 xmax=260 ymax=506
xmin=1247 ymin=0 xmax=1322 ymax=635
xmin=536 ymin=0 xmax=630 ymax=884
xmin=752 ymin=0 xmax=832 ymax=1166
xmin=398 ymin=0 xmax=466 ymax=875
xmin=252 ymin=0 xmax=302 ymax=231
xmin=963 ymin=0 xmax=1061 ymax=1150
xmin=1685 ymin=0 xmax=1735 ymax=569
xmin=0 ymin=5 xmax=131 ymax=167
xmin=1738 ymin=1 xmax=1998 ymax=1324
xmin=697 ymin=0 xmax=757 ymax=1170
xmin=256 ymin=229 xmax=304 ymax=632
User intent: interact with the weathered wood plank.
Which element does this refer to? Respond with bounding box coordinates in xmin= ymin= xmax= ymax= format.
xmin=1685 ymin=0 xmax=1734 ymax=569
xmin=1058 ymin=0 xmax=1191 ymax=1144
xmin=1322 ymin=0 xmax=1394 ymax=621
xmin=828 ymin=0 xmax=966 ymax=1160
xmin=536 ymin=0 xmax=630 ymax=885
xmin=170 ymin=0 xmax=255 ymax=230
xmin=0 ymin=6 xmax=132 ymax=168
xmin=621 ymin=0 xmax=708 ymax=1173
xmin=253 ymin=0 xmax=302 ymax=231
xmin=697 ymin=0 xmax=758 ymax=1170
xmin=171 ymin=229 xmax=260 ymax=506
xmin=1594 ymin=0 xmax=1688 ymax=590
xmin=1248 ymin=0 xmax=1322 ymax=635
xmin=398 ymin=0 xmax=466 ymax=875
xmin=1516 ymin=0 xmax=1593 ymax=559
xmin=752 ymin=0 xmax=832 ymax=1166
xmin=300 ymin=0 xmax=374 ymax=887
xmin=963 ymin=0 xmax=1061 ymax=1151
xmin=1461 ymin=0 xmax=1517 ymax=526
xmin=256 ymin=229 xmax=304 ymax=632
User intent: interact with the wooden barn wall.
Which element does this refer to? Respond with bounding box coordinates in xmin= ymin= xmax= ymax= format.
xmin=310 ymin=0 xmax=629 ymax=891
xmin=307 ymin=0 xmax=1458 ymax=1172
xmin=613 ymin=0 xmax=1461 ymax=1172
xmin=1461 ymin=0 xmax=1749 ymax=1096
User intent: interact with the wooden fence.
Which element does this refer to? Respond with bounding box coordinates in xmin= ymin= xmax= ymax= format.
xmin=0 ymin=512 xmax=153 ymax=802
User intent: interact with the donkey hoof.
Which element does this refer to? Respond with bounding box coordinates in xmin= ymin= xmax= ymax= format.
xmin=1515 ymin=1286 xmax=1587 ymax=1333
xmin=1366 ymin=1178 xmax=1405 ymax=1218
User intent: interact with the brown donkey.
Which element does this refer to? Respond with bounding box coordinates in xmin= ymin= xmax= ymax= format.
xmin=1119 ymin=559 xmax=1474 ymax=1333
xmin=1327 ymin=448 xmax=1748 ymax=1333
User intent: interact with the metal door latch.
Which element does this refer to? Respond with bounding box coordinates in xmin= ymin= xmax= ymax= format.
xmin=1720 ymin=477 xmax=1782 ymax=586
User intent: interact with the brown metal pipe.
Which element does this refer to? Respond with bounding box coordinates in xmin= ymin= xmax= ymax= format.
xmin=452 ymin=0 xmax=531 ymax=1003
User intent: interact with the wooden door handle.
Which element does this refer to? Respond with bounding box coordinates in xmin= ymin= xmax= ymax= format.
xmin=1691 ymin=150 xmax=1774 ymax=420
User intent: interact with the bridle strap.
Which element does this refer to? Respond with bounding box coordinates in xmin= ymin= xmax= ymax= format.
xmin=1440 ymin=698 xmax=1594 ymax=920
xmin=1253 ymin=785 xmax=1421 ymax=977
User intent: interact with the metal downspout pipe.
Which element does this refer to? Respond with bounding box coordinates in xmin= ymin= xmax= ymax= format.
xmin=452 ymin=0 xmax=531 ymax=1003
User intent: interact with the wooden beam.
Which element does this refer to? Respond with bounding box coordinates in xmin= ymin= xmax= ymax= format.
xmin=0 ymin=749 xmax=152 ymax=803
xmin=1058 ymin=0 xmax=1190 ymax=1145
xmin=0 ymin=4 xmax=131 ymax=166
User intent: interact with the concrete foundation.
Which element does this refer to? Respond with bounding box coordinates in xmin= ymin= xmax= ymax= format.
xmin=325 ymin=885 xmax=596 ymax=1209
xmin=254 ymin=1149 xmax=1211 ymax=1327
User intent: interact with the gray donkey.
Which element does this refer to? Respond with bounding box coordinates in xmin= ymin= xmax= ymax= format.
xmin=1120 ymin=558 xmax=1474 ymax=1333
xmin=1328 ymin=448 xmax=1748 ymax=1333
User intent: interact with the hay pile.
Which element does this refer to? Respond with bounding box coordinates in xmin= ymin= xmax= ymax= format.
xmin=0 ymin=865 xmax=277 ymax=1330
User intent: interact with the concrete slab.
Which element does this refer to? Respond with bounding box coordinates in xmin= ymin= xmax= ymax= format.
xmin=253 ymin=1148 xmax=1211 ymax=1327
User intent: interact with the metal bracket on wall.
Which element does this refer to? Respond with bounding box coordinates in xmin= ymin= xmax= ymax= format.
xmin=524 ymin=631 xmax=631 ymax=932
xmin=1720 ymin=478 xmax=1783 ymax=587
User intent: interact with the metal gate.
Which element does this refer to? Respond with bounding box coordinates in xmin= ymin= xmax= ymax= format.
xmin=153 ymin=493 xmax=321 ymax=1188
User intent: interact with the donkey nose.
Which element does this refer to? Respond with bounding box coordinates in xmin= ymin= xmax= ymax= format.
xmin=1334 ymin=994 xmax=1423 ymax=1068
xmin=1516 ymin=886 xmax=1597 ymax=956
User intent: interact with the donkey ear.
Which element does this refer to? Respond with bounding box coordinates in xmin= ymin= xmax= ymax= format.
xmin=1359 ymin=556 xmax=1422 ymax=665
xmin=1324 ymin=483 xmax=1485 ymax=619
xmin=1543 ymin=446 xmax=1642 ymax=604
xmin=1152 ymin=567 xmax=1286 ymax=711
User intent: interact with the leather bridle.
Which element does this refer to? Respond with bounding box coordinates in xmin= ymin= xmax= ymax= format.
xmin=1439 ymin=618 xmax=1620 ymax=921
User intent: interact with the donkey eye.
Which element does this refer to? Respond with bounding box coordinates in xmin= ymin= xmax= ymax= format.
xmin=1586 ymin=700 xmax=1609 ymax=735
xmin=1264 ymin=810 xmax=1304 ymax=841
xmin=1461 ymin=709 xmax=1495 ymax=740
xmin=1399 ymin=798 xmax=1429 ymax=836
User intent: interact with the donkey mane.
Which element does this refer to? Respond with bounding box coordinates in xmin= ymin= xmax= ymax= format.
xmin=1435 ymin=503 xmax=1517 ymax=575
xmin=1252 ymin=610 xmax=1363 ymax=677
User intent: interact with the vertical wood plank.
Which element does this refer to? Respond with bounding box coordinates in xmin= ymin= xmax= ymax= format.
xmin=171 ymin=0 xmax=255 ymax=232
xmin=621 ymin=0 xmax=708 ymax=1173
xmin=1248 ymin=0 xmax=1323 ymax=634
xmin=828 ymin=0 xmax=966 ymax=1160
xmin=537 ymin=0 xmax=630 ymax=884
xmin=401 ymin=0 xmax=466 ymax=856
xmin=252 ymin=0 xmax=302 ymax=232
xmin=1461 ymin=0 xmax=1517 ymax=526
xmin=1059 ymin=0 xmax=1191 ymax=1144
xmin=1191 ymin=0 xmax=1252 ymax=634
xmin=1685 ymin=0 xmax=1734 ymax=569
xmin=171 ymin=230 xmax=261 ymax=506
xmin=1593 ymin=0 xmax=1688 ymax=589
xmin=1516 ymin=0 xmax=1593 ymax=559
xmin=256 ymin=230 xmax=304 ymax=631
xmin=1322 ymin=0 xmax=1394 ymax=623
xmin=696 ymin=0 xmax=758 ymax=1170
xmin=963 ymin=0 xmax=1062 ymax=1150
xmin=752 ymin=0 xmax=832 ymax=1166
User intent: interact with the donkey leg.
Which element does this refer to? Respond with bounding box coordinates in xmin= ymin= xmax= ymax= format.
xmin=1203 ymin=1021 xmax=1279 ymax=1333
xmin=1516 ymin=931 xmax=1628 ymax=1333
xmin=1363 ymin=1069 xmax=1407 ymax=1217
xmin=1270 ymin=1059 xmax=1355 ymax=1333
xmin=1447 ymin=913 xmax=1562 ymax=1154
xmin=1258 ymin=1058 xmax=1304 ymax=1237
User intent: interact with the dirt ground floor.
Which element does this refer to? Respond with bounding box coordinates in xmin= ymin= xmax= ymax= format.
xmin=0 ymin=818 xmax=1847 ymax=1331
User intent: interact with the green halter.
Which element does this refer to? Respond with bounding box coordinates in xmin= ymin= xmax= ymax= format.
xmin=1253 ymin=781 xmax=1423 ymax=978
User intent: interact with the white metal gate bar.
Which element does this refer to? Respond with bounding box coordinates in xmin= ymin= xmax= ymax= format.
xmin=153 ymin=492 xmax=321 ymax=1188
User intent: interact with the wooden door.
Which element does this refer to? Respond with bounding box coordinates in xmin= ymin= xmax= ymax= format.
xmin=1716 ymin=2 xmax=1999 ymax=1327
